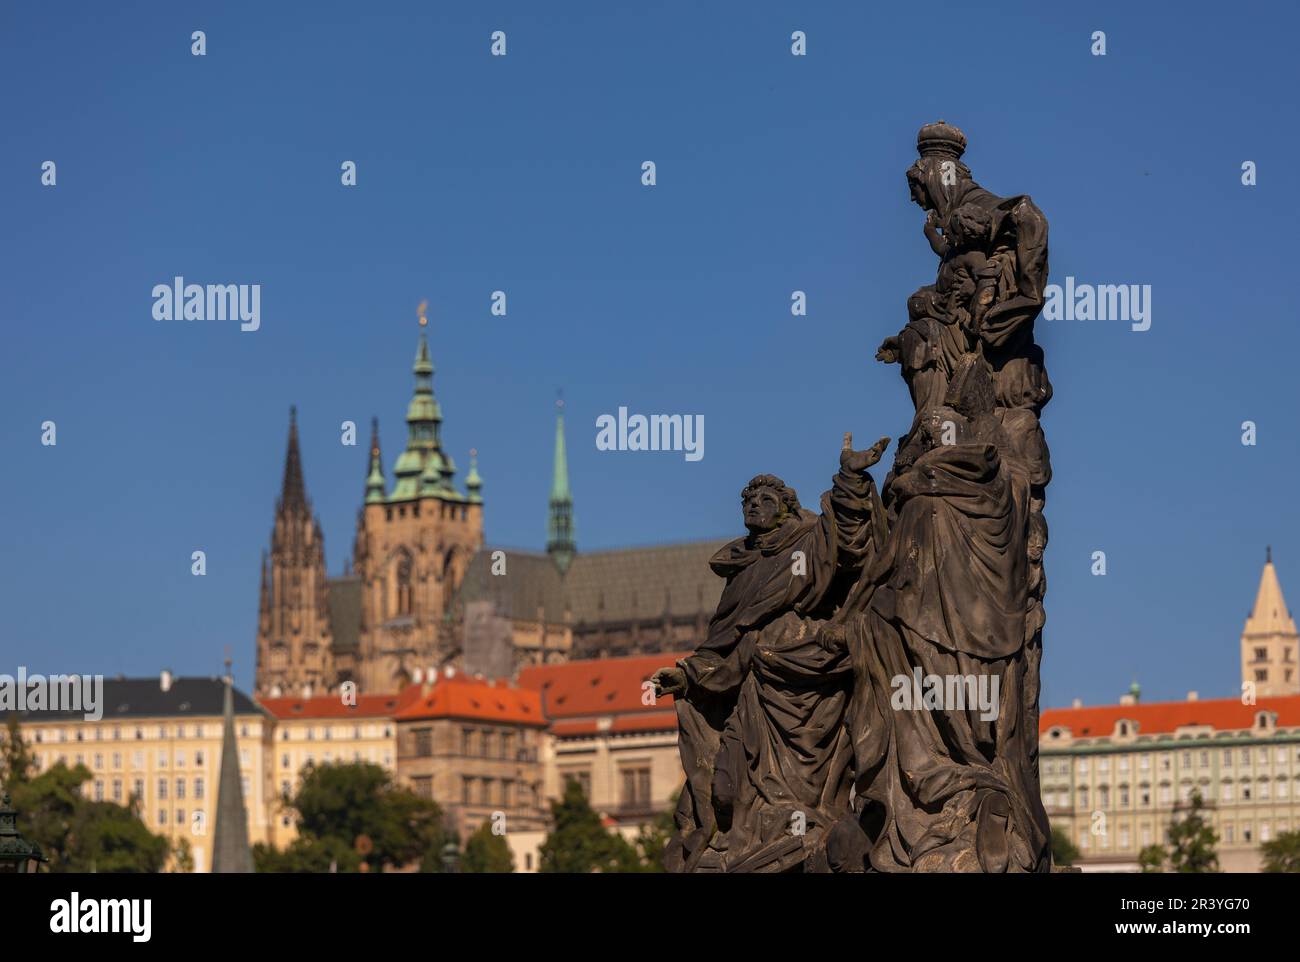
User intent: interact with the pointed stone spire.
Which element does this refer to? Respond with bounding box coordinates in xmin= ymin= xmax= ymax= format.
xmin=211 ymin=660 xmax=253 ymax=873
xmin=1241 ymin=549 xmax=1300 ymax=697
xmin=365 ymin=417 xmax=386 ymax=504
xmin=279 ymin=406 xmax=307 ymax=515
xmin=547 ymin=394 xmax=575 ymax=574
xmin=1245 ymin=550 xmax=1297 ymax=638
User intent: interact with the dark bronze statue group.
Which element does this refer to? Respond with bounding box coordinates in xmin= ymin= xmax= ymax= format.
xmin=654 ymin=122 xmax=1054 ymax=872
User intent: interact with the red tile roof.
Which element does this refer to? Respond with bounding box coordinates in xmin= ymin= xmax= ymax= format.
xmin=394 ymin=672 xmax=546 ymax=727
xmin=258 ymin=691 xmax=414 ymax=720
xmin=549 ymin=710 xmax=679 ymax=738
xmin=1039 ymin=694 xmax=1300 ymax=739
xmin=518 ymin=653 xmax=684 ymax=729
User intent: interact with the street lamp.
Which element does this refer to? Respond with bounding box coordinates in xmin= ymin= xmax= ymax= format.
xmin=440 ymin=840 xmax=460 ymax=873
xmin=0 ymin=794 xmax=47 ymax=874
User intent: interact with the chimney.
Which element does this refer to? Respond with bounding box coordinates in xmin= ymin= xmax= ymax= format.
xmin=1187 ymin=691 xmax=1199 ymax=701
xmin=1071 ymin=698 xmax=1083 ymax=709
xmin=160 ymin=669 xmax=173 ymax=693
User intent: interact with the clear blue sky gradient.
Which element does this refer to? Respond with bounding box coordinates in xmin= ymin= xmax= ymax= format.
xmin=3 ymin=2 xmax=1298 ymax=706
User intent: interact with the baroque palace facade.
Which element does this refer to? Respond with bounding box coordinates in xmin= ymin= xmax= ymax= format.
xmin=253 ymin=318 xmax=725 ymax=699
xmin=1039 ymin=553 xmax=1300 ymax=872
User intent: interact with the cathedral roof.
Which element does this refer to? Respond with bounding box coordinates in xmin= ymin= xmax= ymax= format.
xmin=1243 ymin=553 xmax=1298 ymax=638
xmin=458 ymin=538 xmax=728 ymax=627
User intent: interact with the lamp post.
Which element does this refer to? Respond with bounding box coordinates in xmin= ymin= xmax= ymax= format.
xmin=440 ymin=839 xmax=460 ymax=873
xmin=0 ymin=794 xmax=47 ymax=873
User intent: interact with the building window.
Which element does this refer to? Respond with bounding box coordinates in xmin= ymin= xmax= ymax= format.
xmin=414 ymin=727 xmax=433 ymax=758
xmin=112 ymin=779 xmax=122 ymax=802
xmin=1097 ymin=786 xmax=1110 ymax=809
xmin=479 ymin=779 xmax=492 ymax=805
xmin=462 ymin=777 xmax=473 ymax=804
xmin=1222 ymin=784 xmax=1233 ymax=802
xmin=195 ymin=751 xmax=204 ymax=766
xmin=1119 ymin=785 xmax=1130 ymax=807
xmin=158 ymin=778 xmax=167 ymax=800
xmin=176 ymin=778 xmax=185 ymax=800
xmin=195 ymin=777 xmax=204 ymax=800
xmin=93 ymin=781 xmax=104 ymax=801
xmin=621 ymin=767 xmax=652 ymax=806
xmin=133 ymin=778 xmax=144 ymax=800
xmin=1225 ymin=824 xmax=1235 ymax=843
xmin=282 ymin=754 xmax=290 ymax=769
xmin=1077 ymin=787 xmax=1089 ymax=809
xmin=413 ymin=776 xmax=433 ymax=800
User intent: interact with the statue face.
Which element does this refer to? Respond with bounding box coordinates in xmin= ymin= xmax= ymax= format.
xmin=742 ymin=486 xmax=784 ymax=532
xmin=909 ymin=178 xmax=930 ymax=209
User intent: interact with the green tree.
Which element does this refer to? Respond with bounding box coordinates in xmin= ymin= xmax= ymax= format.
xmin=1165 ymin=790 xmax=1219 ymax=872
xmin=461 ymin=818 xmax=515 ymax=873
xmin=171 ymin=836 xmax=195 ymax=873
xmin=1050 ymin=826 xmax=1080 ymax=868
xmin=69 ymin=799 xmax=169 ymax=873
xmin=1261 ymin=829 xmax=1300 ymax=872
xmin=1138 ymin=844 xmax=1166 ymax=873
xmin=254 ymin=835 xmax=361 ymax=873
xmin=257 ymin=762 xmax=445 ymax=872
xmin=538 ymin=780 xmax=638 ymax=873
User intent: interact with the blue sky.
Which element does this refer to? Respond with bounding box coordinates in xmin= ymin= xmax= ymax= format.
xmin=3 ymin=1 xmax=1297 ymax=706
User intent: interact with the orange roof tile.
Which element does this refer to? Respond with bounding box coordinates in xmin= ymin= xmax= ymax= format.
xmin=1040 ymin=694 xmax=1300 ymax=739
xmin=394 ymin=672 xmax=546 ymax=727
xmin=518 ymin=652 xmax=685 ymax=721
xmin=549 ymin=710 xmax=679 ymax=738
xmin=258 ymin=691 xmax=413 ymax=720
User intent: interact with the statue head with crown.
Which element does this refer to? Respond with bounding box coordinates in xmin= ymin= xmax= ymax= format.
xmin=906 ymin=120 xmax=977 ymax=219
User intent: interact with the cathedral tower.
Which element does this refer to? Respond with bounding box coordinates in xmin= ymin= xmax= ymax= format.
xmin=1241 ymin=548 xmax=1300 ymax=697
xmin=351 ymin=310 xmax=484 ymax=692
xmin=255 ymin=407 xmax=334 ymax=697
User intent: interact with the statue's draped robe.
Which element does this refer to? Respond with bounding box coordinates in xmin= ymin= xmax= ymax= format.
xmin=665 ymin=469 xmax=885 ymax=873
xmin=845 ymin=441 xmax=1051 ymax=872
xmin=903 ymin=186 xmax=1051 ymax=415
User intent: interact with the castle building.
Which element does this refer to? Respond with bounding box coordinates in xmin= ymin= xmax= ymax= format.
xmin=255 ymin=319 xmax=484 ymax=697
xmin=14 ymin=672 xmax=272 ymax=874
xmin=1240 ymin=548 xmax=1300 ymax=698
xmin=1041 ymin=553 xmax=1300 ymax=872
xmin=253 ymin=326 xmax=724 ymax=693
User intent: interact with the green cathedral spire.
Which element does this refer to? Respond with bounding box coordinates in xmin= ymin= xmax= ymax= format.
xmin=390 ymin=312 xmax=461 ymax=502
xmin=546 ymin=396 xmax=575 ymax=574
xmin=365 ymin=417 xmax=385 ymax=503
xmin=466 ymin=448 xmax=483 ymax=503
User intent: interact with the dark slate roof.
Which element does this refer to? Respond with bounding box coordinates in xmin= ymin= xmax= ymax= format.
xmin=460 ymin=539 xmax=728 ymax=626
xmin=17 ymin=676 xmax=265 ymax=722
xmin=327 ymin=575 xmax=362 ymax=653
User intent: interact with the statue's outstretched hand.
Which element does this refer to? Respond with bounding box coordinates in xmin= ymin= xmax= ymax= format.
xmin=876 ymin=335 xmax=901 ymax=364
xmin=840 ymin=433 xmax=891 ymax=473
xmin=652 ymin=666 xmax=687 ymax=699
